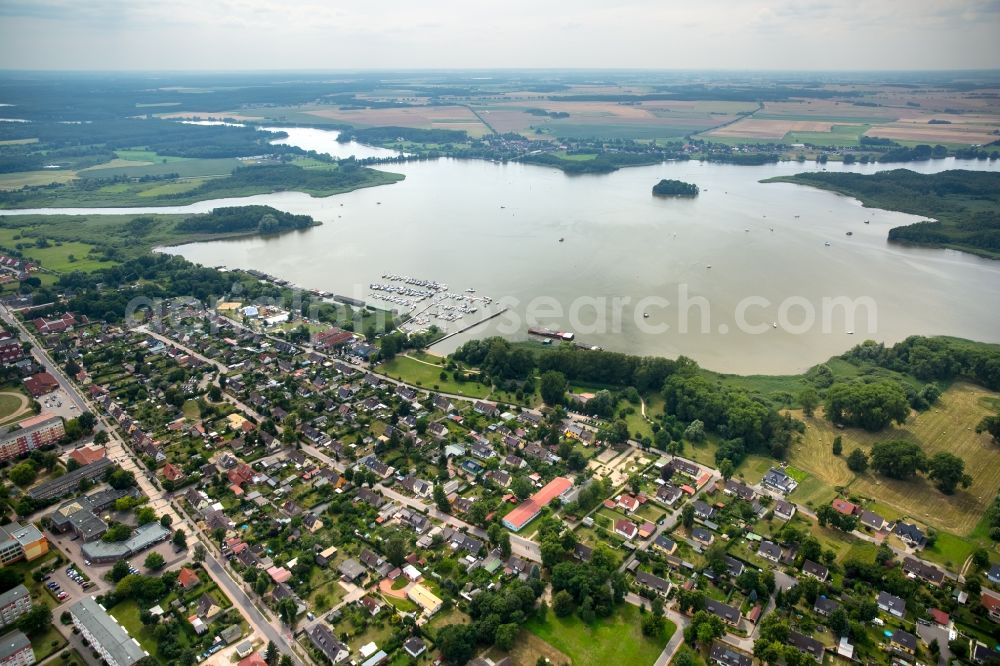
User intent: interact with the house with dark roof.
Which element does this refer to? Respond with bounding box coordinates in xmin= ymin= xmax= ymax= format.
xmin=704 ymin=598 xmax=742 ymax=626
xmin=773 ymin=499 xmax=796 ymax=520
xmin=860 ymin=510 xmax=886 ymax=531
xmin=902 ymin=557 xmax=945 ymax=586
xmin=758 ymin=541 xmax=782 ymax=562
xmin=692 ymin=527 xmax=714 ymax=546
xmin=655 ymin=484 xmax=683 ymax=507
xmin=889 ymin=629 xmax=917 ymax=657
xmin=710 ymin=642 xmax=753 ymax=666
xmin=762 ymin=467 xmax=798 ymax=494
xmin=308 ymin=624 xmax=349 ymax=664
xmin=634 ymin=570 xmax=671 ymax=597
xmin=788 ymin=630 xmax=824 ymax=663
xmin=814 ymin=597 xmax=840 ymax=616
xmin=802 ymin=560 xmax=829 ymax=582
xmin=723 ymin=480 xmax=755 ymax=502
xmin=878 ymin=591 xmax=906 ymax=618
xmin=894 ymin=521 xmax=927 ymax=548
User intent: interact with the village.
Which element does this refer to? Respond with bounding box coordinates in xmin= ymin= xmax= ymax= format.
xmin=0 ymin=294 xmax=997 ymax=666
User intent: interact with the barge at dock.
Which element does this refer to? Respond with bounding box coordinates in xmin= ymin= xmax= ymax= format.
xmin=528 ymin=327 xmax=575 ymax=341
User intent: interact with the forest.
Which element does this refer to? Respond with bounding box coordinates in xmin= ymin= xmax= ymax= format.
xmin=177 ymin=206 xmax=316 ymax=234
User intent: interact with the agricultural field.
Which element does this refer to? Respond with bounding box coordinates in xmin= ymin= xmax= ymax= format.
xmin=0 ymin=169 xmax=79 ymax=190
xmin=295 ymin=104 xmax=492 ymax=137
xmin=786 ymin=382 xmax=1000 ymax=536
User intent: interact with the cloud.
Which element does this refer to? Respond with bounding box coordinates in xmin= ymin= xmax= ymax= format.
xmin=0 ymin=0 xmax=997 ymax=69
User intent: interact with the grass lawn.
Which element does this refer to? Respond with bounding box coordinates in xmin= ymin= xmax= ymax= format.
xmin=0 ymin=390 xmax=27 ymax=421
xmin=524 ymin=603 xmax=671 ymax=666
xmin=29 ymin=624 xmax=68 ymax=662
xmin=377 ymin=355 xmax=492 ymax=398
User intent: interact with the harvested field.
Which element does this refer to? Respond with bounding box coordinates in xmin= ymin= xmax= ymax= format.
xmin=709 ymin=118 xmax=864 ymax=139
xmin=864 ymin=123 xmax=1000 ymax=145
xmin=785 ymin=382 xmax=1000 ymax=536
xmin=299 ymin=105 xmax=490 ymax=136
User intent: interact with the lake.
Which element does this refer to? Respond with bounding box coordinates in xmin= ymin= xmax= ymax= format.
xmin=7 ymin=129 xmax=1000 ymax=373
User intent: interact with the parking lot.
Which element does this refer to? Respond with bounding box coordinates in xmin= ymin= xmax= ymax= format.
xmin=38 ymin=388 xmax=81 ymax=421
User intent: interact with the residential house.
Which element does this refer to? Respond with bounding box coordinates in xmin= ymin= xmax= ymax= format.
xmin=762 ymin=468 xmax=798 ymax=494
xmin=634 ymin=571 xmax=671 ymax=597
xmin=788 ymin=630 xmax=824 ymax=663
xmin=802 ymin=560 xmax=829 ymax=582
xmin=878 ymin=591 xmax=906 ymax=618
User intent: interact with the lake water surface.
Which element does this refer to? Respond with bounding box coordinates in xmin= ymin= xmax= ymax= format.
xmin=6 ymin=130 xmax=1000 ymax=373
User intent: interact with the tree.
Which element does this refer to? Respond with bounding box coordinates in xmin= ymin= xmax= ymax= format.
xmin=8 ymin=462 xmax=37 ymax=487
xmin=437 ymin=624 xmax=477 ymax=664
xmin=832 ymin=435 xmax=843 ymax=456
xmin=384 ymin=533 xmax=407 ymax=567
xmin=433 ymin=484 xmax=451 ymax=513
xmin=160 ymin=514 xmax=172 ymax=528
xmin=511 ymin=476 xmax=535 ymax=501
xmin=799 ymin=388 xmax=819 ymax=417
xmin=93 ymin=430 xmax=109 ymax=445
xmin=16 ymin=604 xmax=51 ymax=636
xmin=684 ymin=611 xmax=724 ymax=649
xmin=540 ymin=370 xmax=567 ymax=406
xmin=495 ymin=622 xmax=519 ymax=650
xmin=265 ymin=641 xmax=278 ymax=666
xmin=681 ymin=503 xmax=695 ymax=529
xmin=110 ymin=559 xmax=130 ymax=582
xmin=683 ymin=419 xmax=705 ymax=442
xmin=642 ymin=613 xmax=665 ymax=638
xmin=144 ymin=552 xmax=165 ymax=570
xmin=977 ymin=413 xmax=1000 ymax=444
xmin=973 ymin=547 xmax=990 ymax=570
xmin=279 ymin=656 xmax=293 ymax=666
xmin=824 ymin=381 xmax=909 ymax=431
xmin=135 ymin=507 xmax=156 ymax=525
xmin=193 ymin=543 xmax=206 ymax=563
xmin=277 ymin=597 xmax=297 ymax=625
xmin=553 ymin=590 xmax=575 ymax=617
xmin=927 ymin=452 xmax=972 ymax=494
xmin=870 ymin=440 xmax=927 ymax=479
xmin=846 ymin=448 xmax=868 ymax=473
xmin=719 ymin=458 xmax=734 ymax=481
xmin=172 ymin=529 xmax=187 ymax=549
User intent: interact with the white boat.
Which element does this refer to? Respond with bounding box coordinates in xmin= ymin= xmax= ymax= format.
xmin=772 ymin=322 xmax=777 ymax=328
xmin=824 ymin=242 xmax=831 ymax=247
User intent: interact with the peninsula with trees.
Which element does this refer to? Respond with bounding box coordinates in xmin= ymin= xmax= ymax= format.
xmin=766 ymin=169 xmax=1000 ymax=259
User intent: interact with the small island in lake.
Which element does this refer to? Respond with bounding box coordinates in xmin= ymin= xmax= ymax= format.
xmin=652 ymin=179 xmax=699 ymax=197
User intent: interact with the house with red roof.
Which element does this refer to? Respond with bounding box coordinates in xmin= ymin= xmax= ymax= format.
xmin=24 ymin=371 xmax=59 ymax=397
xmin=178 ymin=567 xmax=200 ymax=590
xmin=615 ymin=519 xmax=638 ymax=540
xmin=68 ymin=445 xmax=106 ymax=467
xmin=162 ymin=462 xmax=185 ymax=482
xmin=831 ymin=498 xmax=858 ymax=515
xmin=617 ymin=494 xmax=640 ymax=513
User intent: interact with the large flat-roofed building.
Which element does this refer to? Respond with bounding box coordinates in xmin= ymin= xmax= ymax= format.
xmin=27 ymin=457 xmax=112 ymax=501
xmin=502 ymin=476 xmax=573 ymax=532
xmin=0 ymin=524 xmax=48 ymax=567
xmin=80 ymin=523 xmax=169 ymax=563
xmin=0 ymin=586 xmax=31 ymax=628
xmin=49 ymin=488 xmax=135 ymax=542
xmin=69 ymin=597 xmax=147 ymax=666
xmin=0 ymin=629 xmax=34 ymax=666
xmin=0 ymin=414 xmax=63 ymax=462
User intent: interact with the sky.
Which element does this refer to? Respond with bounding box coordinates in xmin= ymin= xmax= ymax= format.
xmin=0 ymin=0 xmax=998 ymax=71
